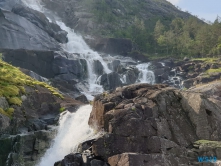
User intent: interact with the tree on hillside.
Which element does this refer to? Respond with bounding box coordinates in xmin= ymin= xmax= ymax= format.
xmin=154 ymin=20 xmax=165 ymax=53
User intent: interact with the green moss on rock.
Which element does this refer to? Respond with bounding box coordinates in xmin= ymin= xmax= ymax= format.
xmin=206 ymin=68 xmax=221 ymax=74
xmin=0 ymin=59 xmax=63 ymax=117
xmin=8 ymin=97 xmax=22 ymax=106
xmin=194 ymin=140 xmax=221 ymax=148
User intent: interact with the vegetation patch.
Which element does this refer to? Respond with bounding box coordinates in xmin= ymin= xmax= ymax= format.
xmin=0 ymin=108 xmax=9 ymax=117
xmin=192 ymin=58 xmax=219 ymax=64
xmin=8 ymin=97 xmax=22 ymax=106
xmin=59 ymin=107 xmax=66 ymax=113
xmin=0 ymin=59 xmax=63 ymax=117
xmin=206 ymin=68 xmax=221 ymax=74
xmin=194 ymin=140 xmax=221 ymax=148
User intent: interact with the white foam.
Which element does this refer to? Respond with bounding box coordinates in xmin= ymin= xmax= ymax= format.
xmin=136 ymin=63 xmax=155 ymax=84
xmin=37 ymin=105 xmax=95 ymax=166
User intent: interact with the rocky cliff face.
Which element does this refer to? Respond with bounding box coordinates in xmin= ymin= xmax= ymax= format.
xmin=0 ymin=85 xmax=82 ymax=166
xmin=0 ymin=60 xmax=83 ymax=166
xmin=56 ymin=83 xmax=221 ymax=165
xmin=0 ymin=8 xmax=60 ymax=51
xmin=0 ymin=0 xmax=69 ymax=51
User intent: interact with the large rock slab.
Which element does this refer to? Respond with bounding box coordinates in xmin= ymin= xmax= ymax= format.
xmin=85 ymin=37 xmax=133 ymax=56
xmin=0 ymin=129 xmax=56 ymax=166
xmin=100 ymin=72 xmax=122 ymax=91
xmin=12 ymin=4 xmax=68 ymax=43
xmin=2 ymin=49 xmax=55 ymax=78
xmin=3 ymin=50 xmax=88 ymax=81
xmin=108 ymin=153 xmax=188 ymax=166
xmin=87 ymin=83 xmax=221 ymax=165
xmin=0 ymin=8 xmax=60 ymax=51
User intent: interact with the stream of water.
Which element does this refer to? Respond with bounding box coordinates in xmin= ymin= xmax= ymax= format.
xmin=136 ymin=63 xmax=155 ymax=84
xmin=37 ymin=105 xmax=95 ymax=166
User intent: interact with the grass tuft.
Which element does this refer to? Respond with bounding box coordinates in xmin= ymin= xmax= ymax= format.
xmin=0 ymin=59 xmax=63 ymax=117
xmin=192 ymin=58 xmax=219 ymax=64
xmin=206 ymin=68 xmax=221 ymax=74
xmin=8 ymin=97 xmax=22 ymax=106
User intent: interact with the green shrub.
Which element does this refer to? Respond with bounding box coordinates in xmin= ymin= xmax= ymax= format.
xmin=5 ymin=108 xmax=14 ymax=117
xmin=59 ymin=107 xmax=66 ymax=113
xmin=0 ymin=108 xmax=8 ymax=117
xmin=8 ymin=97 xmax=22 ymax=106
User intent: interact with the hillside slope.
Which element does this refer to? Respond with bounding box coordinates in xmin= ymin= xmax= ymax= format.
xmin=41 ymin=0 xmax=192 ymax=36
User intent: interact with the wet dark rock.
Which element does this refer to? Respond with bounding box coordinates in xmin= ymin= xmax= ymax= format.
xmin=150 ymin=62 xmax=163 ymax=69
xmin=0 ymin=8 xmax=60 ymax=50
xmin=123 ymin=67 xmax=139 ymax=84
xmin=93 ymin=60 xmax=104 ymax=75
xmin=77 ymin=139 xmax=95 ymax=153
xmin=91 ymin=159 xmax=108 ymax=166
xmin=60 ymin=153 xmax=83 ymax=166
xmin=54 ymin=152 xmax=108 ymax=166
xmin=126 ymin=51 xmax=149 ymax=62
xmin=85 ymin=37 xmax=133 ymax=56
xmin=108 ymin=153 xmax=188 ymax=166
xmin=108 ymin=60 xmax=121 ymax=72
xmin=20 ymin=68 xmax=48 ymax=82
xmin=12 ymin=4 xmax=68 ymax=43
xmin=182 ymin=79 xmax=194 ymax=89
xmin=3 ymin=49 xmax=55 ymax=78
xmin=180 ymin=63 xmax=195 ymax=72
xmin=53 ymin=55 xmax=88 ymax=80
xmin=100 ymin=72 xmax=122 ymax=91
xmin=50 ymin=79 xmax=81 ymax=98
xmin=0 ymin=129 xmax=57 ymax=166
xmin=75 ymin=95 xmax=89 ymax=104
xmin=162 ymin=59 xmax=174 ymax=68
xmin=3 ymin=49 xmax=89 ymax=96
xmin=153 ymin=68 xmax=164 ymax=77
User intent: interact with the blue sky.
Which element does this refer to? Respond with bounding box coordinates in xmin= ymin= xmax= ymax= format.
xmin=167 ymin=0 xmax=221 ymax=22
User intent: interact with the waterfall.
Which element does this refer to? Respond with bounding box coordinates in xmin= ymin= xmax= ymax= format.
xmin=136 ymin=63 xmax=155 ymax=84
xmin=21 ymin=0 xmax=111 ymax=99
xmin=19 ymin=1 xmax=103 ymax=165
xmin=18 ymin=1 xmax=157 ymax=165
xmin=37 ymin=105 xmax=95 ymax=166
xmin=56 ymin=21 xmax=111 ymax=99
xmin=168 ymin=68 xmax=183 ymax=88
xmin=21 ymin=0 xmax=43 ymax=11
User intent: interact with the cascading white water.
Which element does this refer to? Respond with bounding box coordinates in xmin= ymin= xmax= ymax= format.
xmin=56 ymin=21 xmax=111 ymax=99
xmin=37 ymin=105 xmax=95 ymax=166
xmin=136 ymin=63 xmax=155 ymax=84
xmin=21 ymin=0 xmax=43 ymax=11
xmin=21 ymin=0 xmax=111 ymax=99
xmin=168 ymin=68 xmax=183 ymax=88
